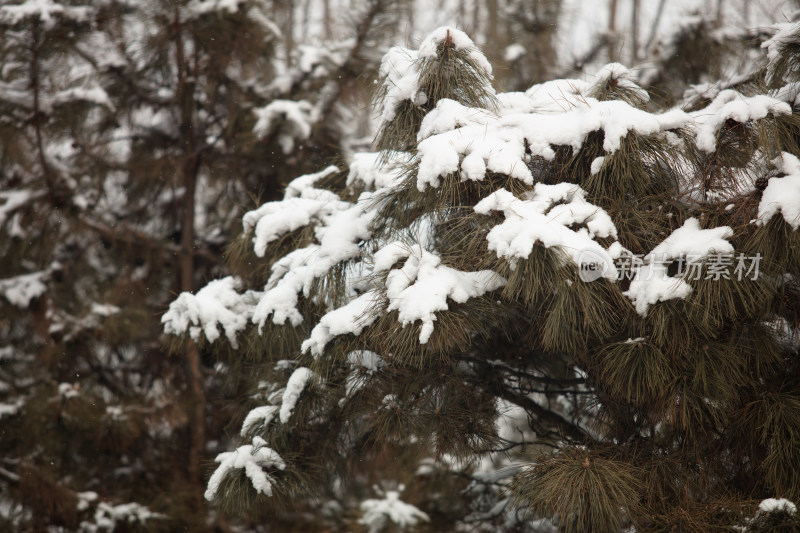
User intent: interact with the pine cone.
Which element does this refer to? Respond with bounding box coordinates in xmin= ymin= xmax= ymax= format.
xmin=756 ymin=176 xmax=769 ymax=191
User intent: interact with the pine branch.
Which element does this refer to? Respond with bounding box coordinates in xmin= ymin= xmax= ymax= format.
xmin=0 ymin=466 xmax=20 ymax=485
xmin=459 ymin=354 xmax=587 ymax=386
xmin=77 ymin=215 xmax=218 ymax=264
xmin=491 ymin=381 xmax=595 ymax=445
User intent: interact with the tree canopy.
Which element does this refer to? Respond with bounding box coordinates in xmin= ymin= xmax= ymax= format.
xmin=164 ymin=16 xmax=800 ymax=533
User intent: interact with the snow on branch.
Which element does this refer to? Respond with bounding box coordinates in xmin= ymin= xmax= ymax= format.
xmin=0 ymin=190 xmax=46 ymax=227
xmin=161 ymin=277 xmax=256 ymax=348
xmin=302 ymin=290 xmax=383 ymax=357
xmin=417 ymin=26 xmax=493 ymax=77
xmin=184 ymin=0 xmax=247 ymax=17
xmin=205 ymin=436 xmax=286 ymax=500
xmin=624 ymin=218 xmax=734 ymax=316
xmin=359 ymin=487 xmax=430 ymax=533
xmin=0 ymin=271 xmax=48 ymax=308
xmin=474 ymin=185 xmax=618 ymax=276
xmin=415 ymin=84 xmax=688 ymax=191
xmin=241 ymin=179 xmax=347 ymax=258
xmin=345 ymin=350 xmax=382 ymax=398
xmin=377 ymin=46 xmax=421 ymax=126
xmin=241 ymin=405 xmax=279 ymax=437
xmin=253 ymin=99 xmax=316 ymax=154
xmin=762 ymin=22 xmax=800 ymax=81
xmin=283 ymin=165 xmax=340 ymax=199
xmin=52 ymin=87 xmax=114 ymax=111
xmin=279 ymin=367 xmax=314 ymax=423
xmin=589 ymin=63 xmax=649 ymax=102
xmin=0 ymin=0 xmax=91 ymax=30
xmin=82 ymin=501 xmax=164 ymax=532
xmin=240 ymin=368 xmax=315 ymax=435
xmin=347 ymin=152 xmax=406 ymax=191
xmin=758 ymin=498 xmax=798 ymax=516
xmin=758 ymin=153 xmax=800 ymax=229
xmin=250 ymin=193 xmax=375 ymax=330
xmin=374 ymin=243 xmax=506 ymax=344
xmin=692 ymin=90 xmax=790 ymax=153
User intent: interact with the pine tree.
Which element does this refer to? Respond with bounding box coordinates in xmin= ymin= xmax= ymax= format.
xmin=165 ymin=19 xmax=800 ymax=531
xmin=0 ymin=0 xmax=393 ymax=530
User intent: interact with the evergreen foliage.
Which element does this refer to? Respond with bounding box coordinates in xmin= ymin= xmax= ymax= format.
xmin=165 ymin=18 xmax=800 ymax=533
xmin=0 ymin=0 xmax=392 ymax=530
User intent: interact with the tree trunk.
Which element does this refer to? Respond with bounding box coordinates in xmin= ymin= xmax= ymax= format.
xmin=608 ymin=0 xmax=619 ymax=62
xmin=323 ymin=0 xmax=331 ymax=39
xmin=644 ymin=0 xmax=667 ymax=54
xmin=173 ymin=8 xmax=206 ymax=506
xmin=630 ymin=0 xmax=639 ymax=64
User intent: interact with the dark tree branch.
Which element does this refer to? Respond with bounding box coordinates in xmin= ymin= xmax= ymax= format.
xmin=491 ymin=380 xmax=595 ymax=445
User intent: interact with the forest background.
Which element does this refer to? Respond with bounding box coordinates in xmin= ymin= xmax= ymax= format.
xmin=0 ymin=0 xmax=795 ymax=531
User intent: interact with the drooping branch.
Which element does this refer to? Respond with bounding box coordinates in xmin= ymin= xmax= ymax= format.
xmin=489 ymin=379 xmax=595 ymax=445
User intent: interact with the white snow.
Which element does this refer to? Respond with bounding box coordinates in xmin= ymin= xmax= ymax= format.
xmin=347 ymin=350 xmax=382 ymax=371
xmin=250 ymin=192 xmax=375 ymax=330
xmin=0 ymin=399 xmax=23 ymax=419
xmin=774 ymin=82 xmax=800 ymax=108
xmin=359 ymin=488 xmax=429 ymax=533
xmin=241 ymin=188 xmax=346 ymax=257
xmin=279 ymin=367 xmax=314 ymax=423
xmin=345 ymin=350 xmax=382 ymax=397
xmin=475 ymin=186 xmax=618 ymax=277
xmin=240 ymin=405 xmax=279 ymax=436
xmin=0 ymin=271 xmax=48 ymax=308
xmin=374 ymin=244 xmax=506 ymax=344
xmin=205 ymin=436 xmax=286 ymax=500
xmin=184 ymin=0 xmax=246 ymax=17
xmin=377 ymin=27 xmax=495 ymax=129
xmin=0 ymin=0 xmax=91 ymax=30
xmin=504 ymin=43 xmax=526 ymax=62
xmin=91 ymin=303 xmax=120 ymax=317
xmin=418 ymin=26 xmax=493 ymax=77
xmin=76 ymin=491 xmax=98 ymax=512
xmin=590 ymin=156 xmax=605 ymax=175
xmin=589 ymin=63 xmax=649 ymax=103
xmin=0 ymin=190 xmax=44 ymax=228
xmin=52 ymin=87 xmax=114 ymax=111
xmin=762 ymin=22 xmax=800 ymax=80
xmin=417 ymin=98 xmax=493 ymax=141
xmin=377 ymin=46 xmax=420 ymax=126
xmin=692 ymin=90 xmax=791 ymax=153
xmin=161 ymin=277 xmax=255 ymax=348
xmin=758 ymin=153 xmax=800 ymax=229
xmin=284 ymin=165 xmax=339 ymax=199
xmin=251 ymin=249 xmax=315 ymax=329
xmin=415 ymin=88 xmax=689 ymax=191
xmin=758 ymin=497 xmax=797 ymax=515
xmin=58 ymin=382 xmax=80 ymax=399
xmin=253 ymin=99 xmax=315 ymax=154
xmin=346 ymin=152 xmax=405 ymax=191
xmin=302 ymin=290 xmax=383 ymax=357
xmin=83 ymin=501 xmax=163 ymax=532
xmin=624 ymin=218 xmax=734 ymax=315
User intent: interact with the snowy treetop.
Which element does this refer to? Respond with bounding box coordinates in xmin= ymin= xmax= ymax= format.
xmin=164 ymin=27 xmax=800 ymax=362
xmin=417 ymin=27 xmax=492 ymax=76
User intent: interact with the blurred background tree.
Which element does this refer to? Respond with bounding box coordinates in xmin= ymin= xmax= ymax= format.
xmin=1 ymin=0 xmax=799 ymax=531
